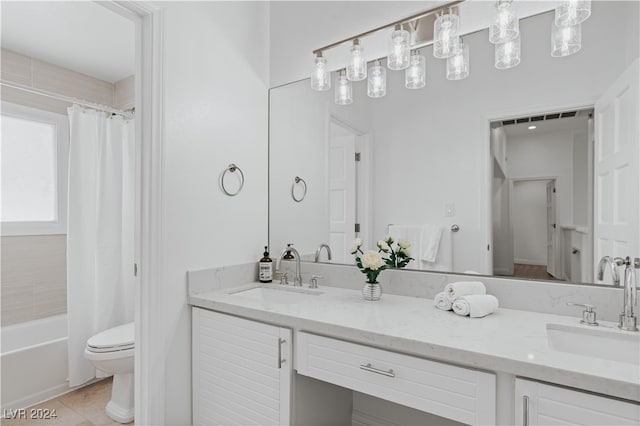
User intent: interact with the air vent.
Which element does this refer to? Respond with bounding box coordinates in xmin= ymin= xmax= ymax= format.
xmin=498 ymin=108 xmax=590 ymax=127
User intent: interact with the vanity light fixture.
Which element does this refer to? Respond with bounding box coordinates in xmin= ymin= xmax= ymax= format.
xmin=551 ymin=22 xmax=581 ymax=57
xmin=446 ymin=38 xmax=469 ymax=80
xmin=489 ymin=0 xmax=519 ymax=44
xmin=335 ymin=70 xmax=353 ymax=105
xmin=367 ymin=61 xmax=387 ymax=98
xmin=405 ymin=51 xmax=426 ymax=89
xmin=495 ymin=34 xmax=521 ymax=69
xmin=310 ymin=52 xmax=331 ymax=91
xmin=433 ymin=9 xmax=460 ymax=59
xmin=555 ymin=0 xmax=591 ymax=27
xmin=347 ymin=39 xmax=367 ymax=81
xmin=387 ymin=25 xmax=411 ymax=70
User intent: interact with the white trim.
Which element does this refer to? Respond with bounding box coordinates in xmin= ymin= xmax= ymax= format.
xmin=98 ymin=2 xmax=166 ymax=425
xmin=1 ymin=102 xmax=69 ymax=236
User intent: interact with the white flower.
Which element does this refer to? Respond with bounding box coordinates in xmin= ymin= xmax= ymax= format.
xmin=398 ymin=239 xmax=411 ymax=249
xmin=399 ymin=247 xmax=411 ymax=257
xmin=361 ymin=250 xmax=384 ymax=270
xmin=349 ymin=238 xmax=363 ymax=254
xmin=384 ymin=236 xmax=394 ymax=245
xmin=377 ymin=240 xmax=391 ymax=253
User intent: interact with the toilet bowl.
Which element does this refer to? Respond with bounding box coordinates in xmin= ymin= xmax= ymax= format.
xmin=84 ymin=322 xmax=134 ymax=424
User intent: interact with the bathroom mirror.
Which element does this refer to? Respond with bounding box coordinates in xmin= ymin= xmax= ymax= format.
xmin=269 ymin=2 xmax=639 ymax=285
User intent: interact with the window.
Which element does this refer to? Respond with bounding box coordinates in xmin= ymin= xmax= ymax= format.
xmin=1 ymin=102 xmax=69 ymax=235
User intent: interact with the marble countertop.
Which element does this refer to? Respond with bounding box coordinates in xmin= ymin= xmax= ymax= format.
xmin=189 ymin=282 xmax=640 ymax=402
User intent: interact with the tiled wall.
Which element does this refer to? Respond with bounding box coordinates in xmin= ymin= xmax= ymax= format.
xmin=1 ymin=235 xmax=67 ymax=326
xmin=0 ymin=49 xmax=134 ymax=327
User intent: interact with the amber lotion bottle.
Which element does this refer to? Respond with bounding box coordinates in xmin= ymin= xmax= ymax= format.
xmin=259 ymin=246 xmax=273 ymax=283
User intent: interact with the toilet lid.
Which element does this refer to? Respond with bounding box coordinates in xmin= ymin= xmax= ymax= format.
xmin=87 ymin=322 xmax=134 ymax=353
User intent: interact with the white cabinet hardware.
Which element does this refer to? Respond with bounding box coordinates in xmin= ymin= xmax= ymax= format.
xmin=359 ymin=363 xmax=395 ymax=378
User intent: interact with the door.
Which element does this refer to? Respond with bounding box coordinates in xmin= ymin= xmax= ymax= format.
xmin=593 ymin=59 xmax=639 ymax=282
xmin=329 ymin=133 xmax=356 ymax=264
xmin=515 ymin=378 xmax=640 ymax=425
xmin=546 ymin=180 xmax=558 ymax=277
xmin=192 ymin=308 xmax=292 ymax=426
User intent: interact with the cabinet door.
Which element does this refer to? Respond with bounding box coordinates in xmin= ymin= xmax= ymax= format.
xmin=193 ymin=308 xmax=292 ymax=426
xmin=515 ymin=378 xmax=640 ymax=425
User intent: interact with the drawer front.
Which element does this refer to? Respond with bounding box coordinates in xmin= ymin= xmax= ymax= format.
xmin=296 ymin=332 xmax=495 ymax=425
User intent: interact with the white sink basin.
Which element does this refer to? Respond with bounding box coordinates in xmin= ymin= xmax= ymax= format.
xmin=228 ymin=285 xmax=323 ymax=302
xmin=546 ymin=323 xmax=640 ymax=364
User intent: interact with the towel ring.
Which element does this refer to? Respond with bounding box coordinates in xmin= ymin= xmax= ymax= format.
xmin=291 ymin=176 xmax=307 ymax=202
xmin=221 ymin=163 xmax=244 ymax=196
xmin=451 ymin=224 xmax=460 ymax=232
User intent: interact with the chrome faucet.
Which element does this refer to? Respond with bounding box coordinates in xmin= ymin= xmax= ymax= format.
xmin=314 ymin=243 xmax=332 ymax=263
xmin=597 ymin=256 xmax=622 ymax=287
xmin=619 ymin=257 xmax=638 ymax=332
xmin=276 ymin=244 xmax=302 ymax=286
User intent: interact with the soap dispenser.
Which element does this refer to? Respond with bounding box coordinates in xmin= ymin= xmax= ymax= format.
xmin=259 ymin=246 xmax=273 ymax=283
xmin=283 ymin=244 xmax=295 ymax=260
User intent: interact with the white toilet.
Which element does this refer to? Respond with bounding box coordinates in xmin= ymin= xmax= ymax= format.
xmin=84 ymin=322 xmax=134 ymax=423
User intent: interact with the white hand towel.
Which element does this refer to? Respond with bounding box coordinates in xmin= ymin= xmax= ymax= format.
xmin=433 ymin=292 xmax=452 ymax=311
xmin=444 ymin=281 xmax=486 ymax=301
xmin=452 ymin=295 xmax=499 ymax=318
xmin=420 ymin=225 xmax=443 ymax=263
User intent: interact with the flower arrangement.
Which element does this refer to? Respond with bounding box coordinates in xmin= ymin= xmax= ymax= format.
xmin=350 ymin=237 xmax=414 ymax=283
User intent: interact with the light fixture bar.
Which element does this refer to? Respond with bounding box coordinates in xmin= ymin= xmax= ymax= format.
xmin=312 ymin=0 xmax=465 ymax=55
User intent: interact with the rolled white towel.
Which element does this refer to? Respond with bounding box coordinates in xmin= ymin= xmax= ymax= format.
xmin=444 ymin=281 xmax=486 ymax=301
xmin=433 ymin=292 xmax=452 ymax=311
xmin=452 ymin=295 xmax=499 ymax=318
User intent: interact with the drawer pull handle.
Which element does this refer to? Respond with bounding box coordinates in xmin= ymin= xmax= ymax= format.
xmin=359 ymin=363 xmax=395 ymax=378
xmin=278 ymin=338 xmax=286 ymax=369
xmin=523 ymin=395 xmax=529 ymax=426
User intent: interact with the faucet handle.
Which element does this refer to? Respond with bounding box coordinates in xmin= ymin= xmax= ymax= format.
xmin=566 ymin=302 xmax=598 ymax=326
xmin=309 ymin=275 xmax=323 ymax=289
xmin=280 ymin=272 xmax=289 ymax=285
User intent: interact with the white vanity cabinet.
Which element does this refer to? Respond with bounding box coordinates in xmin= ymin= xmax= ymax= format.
xmin=192 ymin=308 xmax=292 ymax=426
xmin=296 ymin=332 xmax=497 ymax=425
xmin=515 ymin=378 xmax=640 ymax=425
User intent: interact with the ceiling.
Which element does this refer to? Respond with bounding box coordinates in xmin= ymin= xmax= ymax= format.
xmin=1 ymin=1 xmax=134 ymax=83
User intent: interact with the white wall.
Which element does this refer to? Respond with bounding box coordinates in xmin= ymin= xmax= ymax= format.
xmin=572 ymin=131 xmax=589 ymax=226
xmin=160 ymin=2 xmax=269 ymax=423
xmin=512 ymin=180 xmax=548 ymax=265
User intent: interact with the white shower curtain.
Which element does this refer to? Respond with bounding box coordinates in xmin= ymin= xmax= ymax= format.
xmin=67 ymin=105 xmax=135 ymax=386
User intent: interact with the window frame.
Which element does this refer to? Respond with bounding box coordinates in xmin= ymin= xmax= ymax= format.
xmin=1 ymin=101 xmax=69 ymax=236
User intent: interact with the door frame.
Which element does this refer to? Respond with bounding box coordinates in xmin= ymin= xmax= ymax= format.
xmin=97 ymin=2 xmax=166 ymax=424
xmin=483 ymin=101 xmax=595 ymax=277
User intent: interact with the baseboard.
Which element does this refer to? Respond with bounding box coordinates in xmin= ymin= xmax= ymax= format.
xmin=493 ymin=268 xmax=511 ymax=276
xmin=1 ymin=377 xmax=105 ymax=413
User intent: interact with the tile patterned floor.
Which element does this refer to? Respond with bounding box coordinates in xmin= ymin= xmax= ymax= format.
xmin=2 ymin=378 xmax=130 ymax=426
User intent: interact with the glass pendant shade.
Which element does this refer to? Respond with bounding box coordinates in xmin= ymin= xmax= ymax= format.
xmin=310 ymin=54 xmax=331 ymax=91
xmin=433 ymin=12 xmax=459 ymax=59
xmin=495 ymin=35 xmax=521 ymax=69
xmin=446 ymin=41 xmax=469 ymax=80
xmin=387 ymin=27 xmax=410 ymax=70
xmin=551 ymin=23 xmax=581 ymax=57
xmin=367 ymin=62 xmax=387 ymax=98
xmin=489 ymin=0 xmax=519 ymax=44
xmin=405 ymin=53 xmax=426 ymax=89
xmin=555 ymin=0 xmax=591 ymax=27
xmin=335 ymin=72 xmax=353 ymax=105
xmin=347 ymin=40 xmax=367 ymax=81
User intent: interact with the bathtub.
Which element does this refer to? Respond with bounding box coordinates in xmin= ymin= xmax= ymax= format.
xmin=1 ymin=314 xmax=70 ymax=411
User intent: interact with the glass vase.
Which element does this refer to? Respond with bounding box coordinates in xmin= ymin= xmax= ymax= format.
xmin=362 ymin=282 xmax=382 ymax=301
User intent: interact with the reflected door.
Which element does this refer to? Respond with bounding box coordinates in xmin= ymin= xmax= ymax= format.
xmin=546 ymin=180 xmax=558 ymax=278
xmin=329 ymin=134 xmax=356 ymax=264
xmin=594 ymin=59 xmax=639 ymax=283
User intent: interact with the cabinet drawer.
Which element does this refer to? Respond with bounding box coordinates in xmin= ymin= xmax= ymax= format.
xmin=296 ymin=332 xmax=495 ymax=425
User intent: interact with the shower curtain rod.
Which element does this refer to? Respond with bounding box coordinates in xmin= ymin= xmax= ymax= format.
xmin=0 ymin=80 xmax=134 ymax=118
